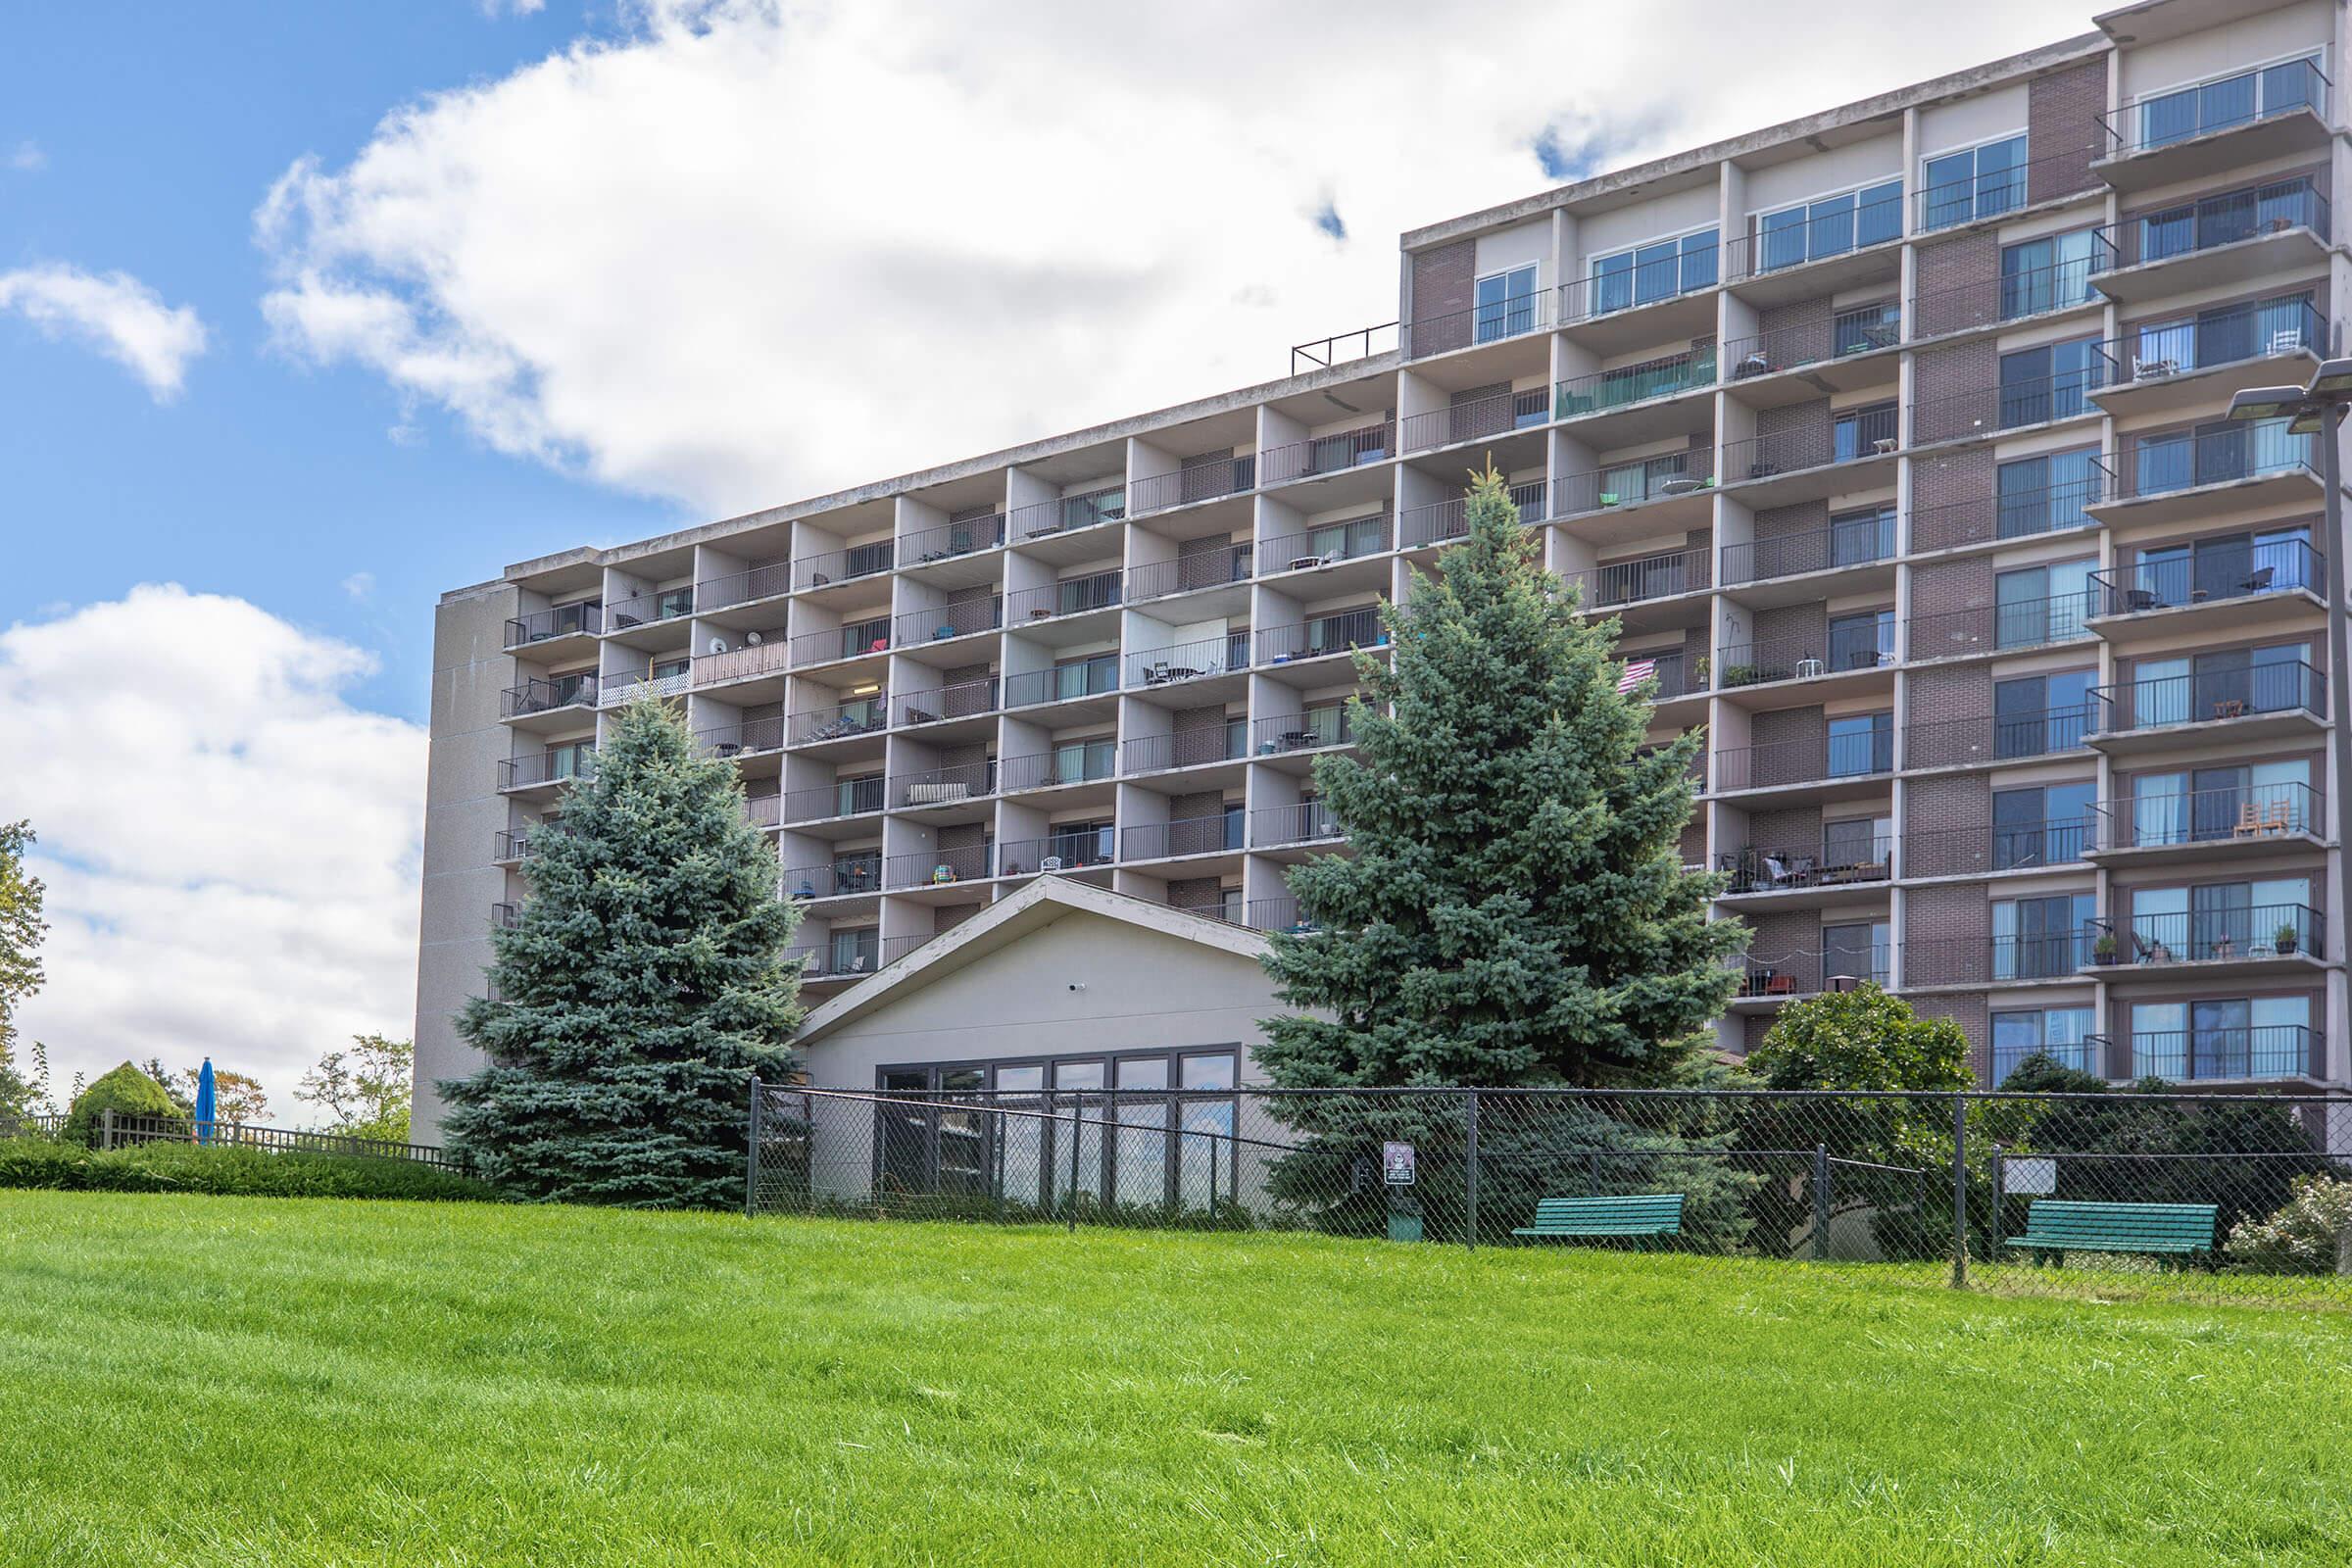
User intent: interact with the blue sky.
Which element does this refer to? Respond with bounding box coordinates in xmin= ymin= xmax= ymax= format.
xmin=1 ymin=2 xmax=677 ymax=721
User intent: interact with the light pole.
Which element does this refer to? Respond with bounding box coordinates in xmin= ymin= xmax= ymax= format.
xmin=2228 ymin=363 xmax=2352 ymax=1080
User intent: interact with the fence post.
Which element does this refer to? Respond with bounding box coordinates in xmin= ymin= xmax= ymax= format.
xmin=1988 ymin=1141 xmax=2005 ymax=1254
xmin=744 ymin=1077 xmax=761 ymax=1219
xmin=1066 ymin=1093 xmax=1082 ymax=1233
xmin=101 ymin=1108 xmax=115 ymax=1152
xmin=1811 ymin=1144 xmax=1831 ymax=1261
xmin=1949 ymin=1094 xmax=1969 ymax=1291
xmin=1462 ymin=1090 xmax=1479 ymax=1250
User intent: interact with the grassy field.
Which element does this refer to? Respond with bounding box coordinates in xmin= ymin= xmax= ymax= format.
xmin=1 ymin=1195 xmax=2347 ymax=1566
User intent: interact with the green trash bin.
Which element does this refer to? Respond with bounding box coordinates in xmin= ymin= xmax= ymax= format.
xmin=1387 ymin=1190 xmax=1422 ymax=1244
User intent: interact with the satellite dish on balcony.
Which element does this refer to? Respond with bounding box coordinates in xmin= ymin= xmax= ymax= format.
xmin=708 ymin=637 xmax=729 ymax=655
xmin=744 ymin=630 xmax=763 ymax=646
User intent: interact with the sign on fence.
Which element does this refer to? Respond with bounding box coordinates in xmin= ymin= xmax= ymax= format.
xmin=1383 ymin=1141 xmax=1416 ymax=1186
xmin=2002 ymin=1156 xmax=2058 ymax=1196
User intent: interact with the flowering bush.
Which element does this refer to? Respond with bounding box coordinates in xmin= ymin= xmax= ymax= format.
xmin=2224 ymin=1175 xmax=2352 ymax=1274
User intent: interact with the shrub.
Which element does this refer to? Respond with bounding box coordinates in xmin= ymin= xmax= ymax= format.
xmin=2225 ymin=1175 xmax=2352 ymax=1275
xmin=0 ymin=1137 xmax=496 ymax=1201
xmin=63 ymin=1061 xmax=181 ymax=1147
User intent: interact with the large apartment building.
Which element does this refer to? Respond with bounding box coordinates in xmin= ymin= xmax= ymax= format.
xmin=416 ymin=0 xmax=2352 ymax=1134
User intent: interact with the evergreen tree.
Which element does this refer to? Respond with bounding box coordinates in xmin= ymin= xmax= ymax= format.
xmin=440 ymin=696 xmax=803 ymax=1206
xmin=1257 ymin=466 xmax=1742 ymax=1091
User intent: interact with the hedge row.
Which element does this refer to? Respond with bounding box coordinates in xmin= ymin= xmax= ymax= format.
xmin=0 ymin=1138 xmax=497 ymax=1202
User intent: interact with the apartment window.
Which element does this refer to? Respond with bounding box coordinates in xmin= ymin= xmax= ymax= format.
xmin=1997 ymin=338 xmax=2101 ymax=427
xmin=1051 ymin=737 xmax=1116 ymax=785
xmin=1994 ymin=893 xmax=2093 ymax=979
xmin=1832 ymin=301 xmax=1902 ymax=357
xmin=2131 ymin=643 xmax=2312 ymax=726
xmin=1922 ymin=133 xmax=2026 ymax=228
xmin=1993 ymin=669 xmax=2092 ymax=759
xmin=544 ymin=739 xmax=595 ymax=781
xmin=1996 ymin=449 xmax=2102 ymax=538
xmin=1827 ymin=712 xmax=1891 ymax=777
xmin=1755 ymin=179 xmax=1902 ymax=271
xmin=2127 ymin=292 xmax=2316 ymax=377
xmin=1998 ymin=229 xmax=2095 ymax=318
xmin=1822 ymin=920 xmax=1889 ymax=984
xmin=1595 ymin=452 xmax=1695 ymax=506
xmin=2131 ymin=759 xmax=2312 ymax=847
xmin=2131 ymin=525 xmax=2312 ymax=609
xmin=1823 ymin=814 xmax=1892 ymax=874
xmin=1590 ymin=227 xmax=1718 ymax=315
xmin=1047 ymin=820 xmax=1115 ymax=866
xmin=836 ymin=773 xmax=884 ymax=816
xmin=2132 ymin=997 xmax=2308 ymax=1080
xmin=1053 ymin=653 xmax=1119 ymax=701
xmin=1993 ymin=560 xmax=2094 ymax=648
xmin=1991 ymin=1006 xmax=2097 ymax=1081
xmin=1828 ymin=610 xmax=1894 ymax=671
xmin=2133 ymin=879 xmax=2314 ymax=965
xmin=2133 ymin=417 xmax=2308 ymax=494
xmin=1475 ymin=265 xmax=1538 ymax=342
xmin=2133 ymin=56 xmax=2322 ymax=149
xmin=828 ymin=926 xmax=881 ymax=974
xmin=1830 ymin=505 xmax=1896 ymax=566
xmin=1991 ymin=780 xmax=2093 ymax=870
xmin=1833 ymin=402 xmax=1898 ymax=461
xmin=2136 ymin=176 xmax=2322 ymax=265
xmin=655 ymin=585 xmax=695 ymax=619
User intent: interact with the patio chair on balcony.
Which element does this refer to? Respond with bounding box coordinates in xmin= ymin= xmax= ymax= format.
xmin=2239 ymin=565 xmax=2275 ymax=594
xmin=2131 ymin=356 xmax=2180 ymax=381
xmin=2234 ymin=800 xmax=2291 ymax=837
xmin=2131 ymin=932 xmax=2176 ymax=965
xmin=2124 ymin=587 xmax=2161 ymax=612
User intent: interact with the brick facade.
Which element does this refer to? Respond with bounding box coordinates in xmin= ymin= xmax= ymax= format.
xmin=1908 ymin=555 xmax=1995 ymax=660
xmin=1912 ymin=229 xmax=1998 ymax=338
xmin=1409 ymin=240 xmax=1475 ymax=357
xmin=1750 ymin=705 xmax=1827 ymax=787
xmin=2027 ymin=59 xmax=2108 ymax=205
xmin=1911 ymin=992 xmax=1992 ymax=1081
xmin=1903 ymin=663 xmax=1995 ymax=769
xmin=1754 ymin=399 xmax=1832 ymax=474
xmin=1910 ymin=339 xmax=1997 ymax=445
xmin=1909 ymin=447 xmax=1996 ymax=552
xmin=1904 ymin=883 xmax=1990 ymax=987
xmin=1757 ymin=295 xmax=1832 ymax=371
xmin=1903 ymin=773 xmax=1992 ymax=878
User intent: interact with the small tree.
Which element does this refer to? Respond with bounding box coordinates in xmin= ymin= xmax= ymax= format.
xmin=299 ymin=1034 xmax=415 ymax=1142
xmin=0 ymin=821 xmax=47 ymax=1097
xmin=64 ymin=1062 xmax=180 ymax=1147
xmin=1258 ymin=466 xmax=1740 ymax=1092
xmin=439 ymin=696 xmax=804 ymax=1206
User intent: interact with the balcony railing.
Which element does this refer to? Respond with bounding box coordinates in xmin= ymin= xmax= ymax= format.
xmin=1130 ymin=457 xmax=1255 ymax=515
xmin=1712 ymin=731 xmax=1892 ymax=792
xmin=1257 ymin=422 xmax=1394 ymax=486
xmin=900 ymin=514 xmax=1005 ymax=566
xmin=1559 ymin=253 xmax=1718 ymax=327
xmin=498 ymin=751 xmax=595 ymax=790
xmin=1723 ymin=188 xmax=1903 ymax=281
xmin=890 ymin=760 xmax=996 ymax=808
xmin=1991 ymin=1035 xmax=2103 ymax=1083
xmin=1719 ymin=513 xmax=1892 ymax=585
xmin=1398 ymin=387 xmax=1548 ymax=452
xmin=2091 ymin=538 xmax=2321 ymax=618
xmin=1553 ymin=453 xmax=1715 ymax=517
xmin=2116 ymin=423 xmax=2315 ymax=499
xmin=787 ymin=696 xmax=887 ymax=744
xmin=884 ymin=844 xmax=993 ymax=890
xmin=1121 ymin=723 xmax=1247 ymax=775
xmin=698 ymin=715 xmax=786 ymax=757
xmin=695 ymin=562 xmax=793 ymax=612
xmin=1246 ymin=895 xmax=1315 ymax=933
xmin=1402 ymin=287 xmax=1555 ymax=358
xmin=2091 ymin=662 xmax=2324 ymax=735
xmin=1007 ymin=484 xmax=1126 ymax=541
xmin=790 ymin=618 xmax=891 ymax=668
xmin=743 ymin=792 xmax=783 ymax=828
xmin=501 ymin=672 xmax=597 ymax=717
xmin=1250 ymin=708 xmax=1353 ymax=755
xmin=1722 ymin=407 xmax=1897 ymax=483
xmin=1169 ymin=892 xmax=1244 ymax=925
xmin=783 ymin=776 xmax=886 ymax=823
xmin=1736 ymin=946 xmax=1890 ymax=999
xmin=1903 ymin=589 xmax=2094 ymax=662
xmin=1399 ymin=479 xmax=1546 ymax=547
xmin=1567 ymin=547 xmax=1708 ymax=610
xmin=1718 ymin=838 xmax=1893 ymax=893
xmin=693 ymin=641 xmax=791 ymax=687
xmin=1908 ymin=368 xmax=2104 ymax=447
xmin=491 ymin=902 xmax=519 ymax=930
xmin=997 ymin=831 xmax=1114 ymax=875
xmin=1715 ymin=634 xmax=1892 ymax=688
xmin=1901 ymin=816 xmax=2090 ymax=879
xmin=1905 ymin=472 xmax=2104 ymax=553
xmin=1904 ymin=704 xmax=2090 ymax=770
xmin=1126 ymin=549 xmax=1251 ymax=603
xmin=2091 ymin=295 xmax=2327 ymax=387
xmin=2096 ymin=56 xmax=2329 ymax=159
xmin=791 ymin=933 xmax=881 ymax=979
xmin=1250 ymin=802 xmax=1341 ymax=849
xmin=894 ymin=597 xmax=1002 ymax=647
xmin=493 ymin=829 xmax=535 ymax=862
xmin=606 ymin=587 xmax=693 ymax=627
xmin=1553 ymin=348 xmax=1716 ymax=420
xmin=2101 ymin=903 xmax=2324 ymax=966
xmin=1722 ymin=301 xmax=1902 ymax=384
xmin=1003 ymin=656 xmax=1120 ymax=709
xmin=2092 ymin=176 xmax=2328 ymax=272
xmin=1127 ymin=633 xmax=1250 ymax=689
xmin=2089 ymin=780 xmax=2320 ymax=852
xmin=1122 ymin=813 xmax=1246 ymax=860
xmin=2128 ymin=1026 xmax=2323 ymax=1083
xmin=785 ymin=854 xmax=881 ymax=898
xmin=505 ymin=602 xmax=602 ymax=648
xmin=1914 ymin=147 xmax=2094 ymax=232
xmin=1909 ymin=255 xmax=2096 ymax=340
xmin=1256 ymin=608 xmax=1385 ymax=665
xmin=602 ymin=668 xmax=690 ymax=705
xmin=998 ymin=742 xmax=1115 ymax=792
xmin=890 ymin=676 xmax=998 ymax=727
xmin=791 ymin=539 xmax=895 ymax=591
xmin=1259 ymin=512 xmax=1391 ymax=571
xmin=1006 ymin=569 xmax=1122 ymax=623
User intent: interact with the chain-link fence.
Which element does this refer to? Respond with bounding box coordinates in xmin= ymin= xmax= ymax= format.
xmin=749 ymin=1082 xmax=2352 ymax=1300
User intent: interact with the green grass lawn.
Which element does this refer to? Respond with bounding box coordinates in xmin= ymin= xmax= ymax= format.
xmin=1 ymin=1194 xmax=2347 ymax=1566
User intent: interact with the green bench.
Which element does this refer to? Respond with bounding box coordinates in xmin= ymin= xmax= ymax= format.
xmin=2004 ymin=1200 xmax=2218 ymax=1264
xmin=1512 ymin=1193 xmax=1685 ymax=1245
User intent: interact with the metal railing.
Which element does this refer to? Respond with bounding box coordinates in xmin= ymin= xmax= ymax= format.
xmin=1399 ymin=480 xmax=1546 ymax=547
xmin=1722 ymin=406 xmax=1897 ymax=483
xmin=2101 ymin=903 xmax=2325 ymax=967
xmin=1905 ymin=472 xmax=2104 ymax=552
xmin=998 ymin=742 xmax=1115 ymax=793
xmin=2096 ymin=56 xmax=2329 ymax=159
xmin=1398 ymin=388 xmax=1548 ymax=452
xmin=1259 ymin=513 xmax=1391 ymax=571
xmin=1715 ymin=633 xmax=1892 ymax=688
xmin=1909 ymin=368 xmax=2104 ymax=447
xmin=789 ymin=934 xmax=881 ymax=979
xmin=790 ymin=618 xmax=892 ymax=668
xmin=1736 ymin=946 xmax=1891 ymax=999
xmin=889 ymin=677 xmax=998 ymax=728
xmin=2091 ymin=296 xmax=2327 ymax=388
xmin=2093 ymin=177 xmax=2328 ymax=272
xmin=1558 ymin=252 xmax=1720 ymax=327
xmin=1722 ymin=303 xmax=1901 ymax=386
xmin=894 ymin=598 xmax=1001 ymax=646
xmin=900 ymin=515 xmax=1005 ymax=567
xmin=787 ymin=696 xmax=888 ymax=745
xmin=1250 ymin=708 xmax=1354 ymax=755
xmin=890 ymin=760 xmax=997 ymax=808
xmin=1402 ymin=287 xmax=1555 ymax=359
xmin=885 ymin=844 xmax=993 ymax=890
xmin=695 ymin=562 xmax=794 ymax=611
xmin=743 ymin=792 xmax=783 ymax=829
xmin=1723 ymin=191 xmax=1903 ymax=280
xmin=1291 ymin=319 xmax=1398 ymax=373
xmin=997 ymin=832 xmax=1115 ymax=875
xmin=1711 ymin=731 xmax=1892 ymax=792
xmin=1553 ymin=348 xmax=1716 ymax=419
xmin=505 ymin=602 xmax=602 ymax=647
xmin=1257 ymin=421 xmax=1394 ymax=487
xmin=785 ymin=855 xmax=882 ymax=899
xmin=1250 ymin=802 xmax=1341 ymax=849
xmin=1552 ymin=453 xmax=1715 ymax=517
xmin=80 ymin=1110 xmax=459 ymax=1168
xmin=605 ymin=587 xmax=694 ymax=627
xmin=501 ymin=672 xmax=598 ymax=717
xmin=1567 ymin=547 xmax=1708 ymax=610
xmin=2092 ymin=538 xmax=2321 ymax=618
xmin=1006 ymin=569 xmax=1122 ymax=623
xmin=2091 ymin=662 xmax=2325 ymax=735
xmin=1126 ymin=634 xmax=1250 ymax=689
xmin=1909 ymin=256 xmax=2097 ymax=340
xmin=1126 ymin=550 xmax=1252 ymax=603
xmin=1903 ymin=589 xmax=2095 ymax=662
xmin=2128 ymin=1027 xmax=2323 ymax=1083
xmin=1914 ymin=146 xmax=2096 ymax=232
xmin=1719 ymin=838 xmax=1894 ymax=893
xmin=2117 ymin=423 xmax=2316 ymax=499
xmin=781 ymin=777 xmax=885 ymax=823
xmin=1719 ymin=513 xmax=1893 ymax=585
xmin=1122 ymin=813 xmax=1246 ymax=861
xmin=493 ymin=829 xmax=535 ymax=862
xmin=1904 ymin=705 xmax=2090 ymax=770
xmin=791 ymin=540 xmax=895 ymax=591
xmin=1256 ymin=608 xmax=1385 ymax=665
xmin=2089 ymin=780 xmax=2320 ymax=852
xmin=1130 ymin=457 xmax=1256 ymax=515
xmin=1901 ymin=816 xmax=2090 ymax=879
xmin=1007 ymin=485 xmax=1127 ymax=541
xmin=498 ymin=750 xmax=595 ymax=790
xmin=693 ymin=642 xmax=791 ymax=688
xmin=1121 ymin=724 xmax=1247 ymax=776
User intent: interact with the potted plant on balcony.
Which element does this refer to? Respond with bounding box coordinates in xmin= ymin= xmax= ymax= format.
xmin=2275 ymin=921 xmax=2300 ymax=956
xmin=2091 ymin=933 xmax=2119 ymax=966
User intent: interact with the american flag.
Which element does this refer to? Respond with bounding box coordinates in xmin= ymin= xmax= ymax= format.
xmin=1617 ymin=659 xmax=1656 ymax=695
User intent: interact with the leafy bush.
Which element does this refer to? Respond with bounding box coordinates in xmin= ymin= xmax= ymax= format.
xmin=0 ymin=1137 xmax=495 ymax=1201
xmin=62 ymin=1061 xmax=181 ymax=1147
xmin=2225 ymin=1176 xmax=2352 ymax=1275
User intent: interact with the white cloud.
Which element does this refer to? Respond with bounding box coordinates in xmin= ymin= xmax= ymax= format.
xmin=0 ymin=265 xmax=208 ymax=400
xmin=256 ymin=0 xmax=2069 ymax=517
xmin=341 ymin=570 xmax=377 ymax=601
xmin=7 ymin=141 xmax=43 ymax=172
xmin=2 ymin=587 xmax=426 ymax=1119
xmin=483 ymin=0 xmax=548 ymax=14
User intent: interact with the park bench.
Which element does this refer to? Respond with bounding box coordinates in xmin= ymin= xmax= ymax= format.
xmin=1511 ymin=1193 xmax=1685 ymax=1246
xmin=2004 ymin=1200 xmax=2217 ymax=1264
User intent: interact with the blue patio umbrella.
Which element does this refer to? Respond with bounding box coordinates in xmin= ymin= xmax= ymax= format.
xmin=194 ymin=1057 xmax=217 ymax=1145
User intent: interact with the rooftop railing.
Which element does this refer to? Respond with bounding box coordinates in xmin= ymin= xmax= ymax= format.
xmin=2092 ymin=177 xmax=2328 ymax=272
xmin=1399 ymin=479 xmax=1546 ymax=547
xmin=500 ymin=672 xmax=597 ymax=717
xmin=899 ymin=514 xmax=1005 ymax=566
xmin=1130 ymin=457 xmax=1255 ymax=515
xmin=2088 ymin=779 xmax=2319 ymax=853
xmin=1904 ymin=704 xmax=2090 ymax=770
xmin=1398 ymin=387 xmax=1547 ymax=453
xmin=1291 ymin=319 xmax=1398 ymax=374
xmin=1257 ymin=421 xmax=1394 ymax=487
xmin=2096 ymin=56 xmax=2328 ymax=159
xmin=1005 ymin=568 xmax=1122 ymax=624
xmin=1553 ymin=348 xmax=1716 ymax=420
xmin=1259 ymin=512 xmax=1391 ymax=572
xmin=1007 ymin=484 xmax=1126 ymax=541
xmin=1721 ymin=301 xmax=1898 ymax=381
xmin=695 ymin=562 xmax=793 ymax=612
xmin=505 ymin=602 xmax=602 ymax=648
xmin=2091 ymin=537 xmax=2321 ymax=618
xmin=2091 ymin=662 xmax=2325 ymax=735
xmin=1909 ymin=255 xmax=2096 ymax=340
xmin=791 ymin=539 xmax=895 ymax=591
xmin=1002 ymin=655 xmax=1120 ymax=709
xmin=1719 ymin=512 xmax=1892 ymax=585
